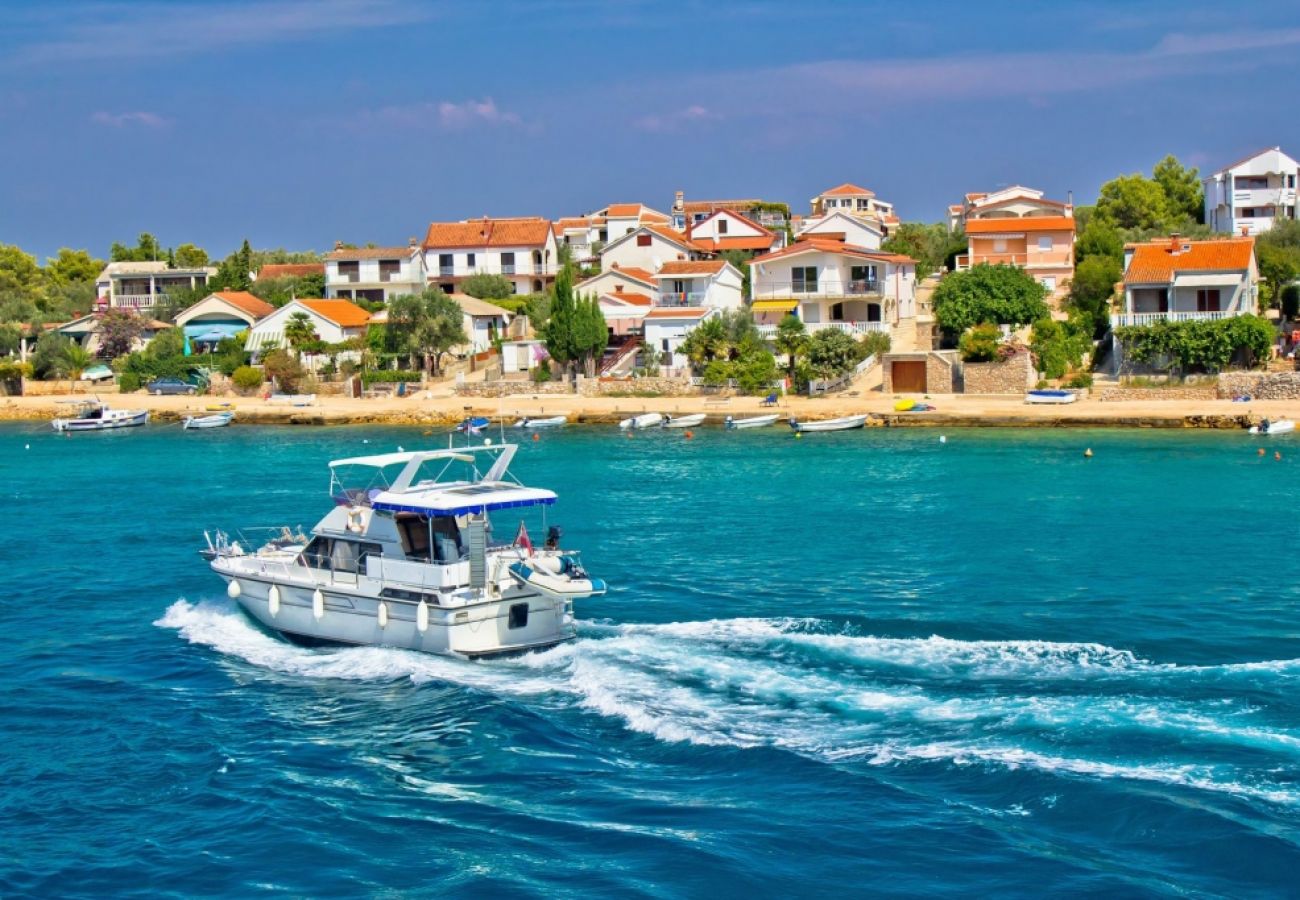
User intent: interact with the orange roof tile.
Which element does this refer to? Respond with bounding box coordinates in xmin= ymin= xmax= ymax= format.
xmin=423 ymin=217 xmax=553 ymax=249
xmin=606 ymin=203 xmax=644 ymax=217
xmin=655 ymin=259 xmax=728 ymax=276
xmin=821 ymin=182 xmax=875 ymax=197
xmin=610 ymin=265 xmax=656 ymax=284
xmin=964 ymin=216 xmax=1075 ymax=235
xmin=600 ymin=292 xmax=653 ymax=307
xmin=682 ymin=198 xmax=765 ymax=215
xmin=1123 ymin=237 xmax=1255 ymax=284
xmin=751 ymin=240 xmax=914 ymax=265
xmin=258 ymin=263 xmax=324 ymax=279
xmin=325 ymin=246 xmax=413 ymax=260
xmin=213 ymin=291 xmax=275 ymax=319
xmin=645 ymin=307 xmax=710 ymax=319
xmin=297 ymin=299 xmax=372 ymax=327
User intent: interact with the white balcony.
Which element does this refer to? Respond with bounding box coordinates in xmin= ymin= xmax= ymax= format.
xmin=1109 ymin=310 xmax=1241 ymax=327
xmin=659 ymin=291 xmax=706 ymax=307
xmin=112 ymin=294 xmax=161 ymax=310
xmin=430 ymin=263 xmax=557 ymax=279
xmin=751 ymin=279 xmax=881 ymax=300
xmin=756 ymin=320 xmax=889 ymax=339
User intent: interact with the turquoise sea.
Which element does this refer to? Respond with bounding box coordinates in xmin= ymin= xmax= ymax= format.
xmin=2 ymin=421 xmax=1298 ymax=897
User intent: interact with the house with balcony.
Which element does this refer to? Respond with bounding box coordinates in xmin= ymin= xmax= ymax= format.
xmin=324 ymin=242 xmax=425 ymax=303
xmin=599 ymin=224 xmax=707 ymax=273
xmin=749 ymin=239 xmax=916 ymax=339
xmin=245 ymin=298 xmax=371 ymax=364
xmin=597 ymin=290 xmax=654 ymax=337
xmin=953 ymin=187 xmax=1075 ymax=299
xmin=797 ymin=210 xmax=885 ymax=250
xmin=643 ymin=307 xmax=716 ymax=372
xmin=684 ymin=210 xmax=781 ymax=255
xmin=423 ymin=217 xmax=559 ymax=295
xmin=670 ymin=191 xmax=791 ymax=231
xmin=805 ymin=183 xmax=899 ymax=237
xmin=1203 ymin=147 xmax=1300 ymax=235
xmin=1111 ymin=235 xmax=1257 ymax=328
xmin=577 ymin=264 xmax=658 ymax=301
xmin=174 ymin=291 xmax=275 ymax=347
xmin=256 ymin=263 xmax=325 ymax=281
xmin=653 ymin=259 xmax=744 ymax=310
xmin=555 ymin=204 xmax=671 ymax=262
xmin=94 ymin=261 xmax=217 ymax=313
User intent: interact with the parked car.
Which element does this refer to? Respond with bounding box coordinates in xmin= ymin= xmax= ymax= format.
xmin=146 ymin=377 xmax=198 ymax=395
xmin=83 ymin=364 xmax=115 ymax=382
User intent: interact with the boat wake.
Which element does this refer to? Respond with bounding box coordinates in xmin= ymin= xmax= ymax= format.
xmin=157 ymin=602 xmax=1300 ymax=808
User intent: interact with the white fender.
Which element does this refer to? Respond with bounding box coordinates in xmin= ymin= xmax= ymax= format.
xmin=227 ymin=580 xmax=241 ymax=599
xmin=267 ymin=584 xmax=280 ymax=617
xmin=416 ymin=599 xmax=429 ymax=633
xmin=377 ymin=601 xmax=389 ymax=628
xmin=312 ymin=588 xmax=324 ymax=620
xmin=346 ymin=508 xmax=364 ymax=533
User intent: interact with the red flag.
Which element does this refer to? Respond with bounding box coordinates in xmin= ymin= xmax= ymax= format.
xmin=514 ymin=521 xmax=533 ymax=556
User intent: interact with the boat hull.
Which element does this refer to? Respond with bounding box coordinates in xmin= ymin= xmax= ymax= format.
xmin=789 ymin=415 xmax=868 ymax=432
xmin=515 ymin=416 xmax=566 ymax=428
xmin=1249 ymin=420 xmax=1295 ymax=435
xmin=52 ymin=411 xmax=149 ymax=431
xmin=663 ymin=414 xmax=705 ymax=429
xmin=184 ymin=413 xmax=233 ymax=429
xmin=619 ymin=413 xmax=665 ymax=429
xmin=726 ymin=414 xmax=780 ymax=429
xmin=1025 ymin=390 xmax=1077 ymax=405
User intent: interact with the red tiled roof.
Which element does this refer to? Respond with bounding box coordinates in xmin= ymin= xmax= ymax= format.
xmin=258 ymin=263 xmax=324 ymax=279
xmin=606 ymin=203 xmax=643 ymax=217
xmin=821 ymin=182 xmax=875 ymax=197
xmin=656 ymin=259 xmax=728 ymax=276
xmin=645 ymin=307 xmax=710 ymax=319
xmin=296 ymin=299 xmax=371 ymax=327
xmin=965 ymin=216 xmax=1076 ymax=235
xmin=325 ymin=246 xmax=412 ymax=260
xmin=610 ymin=265 xmax=656 ymax=284
xmin=213 ymin=291 xmax=275 ymax=318
xmin=690 ymin=235 xmax=777 ymax=251
xmin=423 ymin=218 xmax=553 ymax=249
xmin=751 ymin=240 xmax=914 ymax=265
xmin=1124 ymin=237 xmax=1255 ymax=284
xmin=682 ymin=198 xmax=762 ymax=215
xmin=601 ymin=292 xmax=653 ymax=307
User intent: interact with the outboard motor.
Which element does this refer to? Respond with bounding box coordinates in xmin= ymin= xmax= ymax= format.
xmin=545 ymin=526 xmax=563 ymax=550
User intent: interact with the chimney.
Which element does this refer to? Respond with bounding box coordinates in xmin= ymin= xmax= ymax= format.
xmin=408 ymin=236 xmax=417 ymax=248
xmin=673 ymin=190 xmax=684 ymax=214
xmin=1241 ymin=225 xmax=1250 ymax=237
xmin=611 ymin=262 xmax=620 ymax=270
xmin=614 ymin=284 xmax=623 ymax=293
xmin=334 ymin=240 xmax=343 ymax=250
xmin=1169 ymin=233 xmax=1181 ymax=254
xmin=685 ymin=217 xmax=693 ymax=241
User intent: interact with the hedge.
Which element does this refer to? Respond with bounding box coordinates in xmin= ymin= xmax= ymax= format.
xmin=1113 ymin=315 xmax=1274 ymax=373
xmin=361 ymin=370 xmax=424 ymax=386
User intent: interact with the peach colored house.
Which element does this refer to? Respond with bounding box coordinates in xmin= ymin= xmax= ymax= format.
xmin=952 ymin=186 xmax=1075 ymax=301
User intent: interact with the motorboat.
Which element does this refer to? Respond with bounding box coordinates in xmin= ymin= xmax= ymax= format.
xmin=725 ymin=413 xmax=780 ymax=429
xmin=663 ymin=413 xmax=706 ymax=429
xmin=619 ymin=413 xmax=665 ymax=430
xmin=1026 ymin=389 xmax=1077 ymax=405
xmin=51 ymin=400 xmax=148 ymax=432
xmin=456 ymin=416 xmax=491 ymax=433
xmin=1249 ymin=419 xmax=1295 ymax=435
xmin=184 ymin=412 xmax=234 ymax=429
xmin=205 ymin=444 xmax=606 ymax=658
xmin=513 ymin=416 xmax=567 ymax=428
xmin=789 ymin=414 xmax=869 ymax=432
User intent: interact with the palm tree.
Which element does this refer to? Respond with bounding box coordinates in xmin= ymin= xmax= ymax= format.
xmin=58 ymin=343 xmax=93 ymax=393
xmin=774 ymin=314 xmax=808 ymax=381
xmin=682 ymin=317 xmax=727 ymax=370
xmin=283 ymin=311 xmax=318 ymax=360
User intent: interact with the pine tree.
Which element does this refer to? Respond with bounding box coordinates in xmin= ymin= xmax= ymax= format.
xmin=545 ymin=263 xmax=577 ymax=375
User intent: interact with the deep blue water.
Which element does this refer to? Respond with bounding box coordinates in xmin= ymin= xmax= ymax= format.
xmin=2 ymin=421 xmax=1299 ymax=897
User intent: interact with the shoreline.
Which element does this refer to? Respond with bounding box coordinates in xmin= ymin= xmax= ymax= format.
xmin=4 ymin=390 xmax=1296 ymax=429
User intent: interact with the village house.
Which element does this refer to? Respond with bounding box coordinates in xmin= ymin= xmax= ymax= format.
xmin=796 ymin=210 xmax=886 ymax=250
xmin=1203 ymin=147 xmax=1300 ymax=235
xmin=670 ymin=191 xmax=791 ymax=231
xmin=642 ymin=307 xmax=716 ymax=372
xmin=94 ymin=261 xmax=217 ymax=313
xmin=1111 ymin=235 xmax=1258 ymax=327
xmin=245 ymin=298 xmax=371 ymax=365
xmin=802 ymin=183 xmax=899 ymax=237
xmin=423 ymin=217 xmax=559 ymax=296
xmin=749 ymin=238 xmax=917 ymax=338
xmin=255 ymin=263 xmax=325 ymax=281
xmin=952 ymin=186 xmax=1075 ymax=300
xmin=324 ymin=241 xmax=426 ymax=303
xmin=55 ymin=314 xmax=172 ymax=357
xmin=174 ymin=291 xmax=275 ymax=348
xmin=552 ymin=204 xmax=670 ymax=264
xmin=599 ymin=224 xmax=707 ymax=273
xmin=683 ymin=209 xmax=782 ymax=255
xmin=653 ymin=259 xmax=744 ymax=309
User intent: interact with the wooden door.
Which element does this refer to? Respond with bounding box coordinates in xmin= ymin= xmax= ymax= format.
xmin=893 ymin=360 xmax=927 ymax=393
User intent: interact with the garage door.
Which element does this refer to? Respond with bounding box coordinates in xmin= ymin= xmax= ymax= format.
xmin=892 ymin=360 xmax=926 ymax=393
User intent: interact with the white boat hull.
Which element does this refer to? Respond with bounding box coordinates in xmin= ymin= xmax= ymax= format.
xmin=663 ymin=414 xmax=706 ymax=429
xmin=1249 ymin=420 xmax=1295 ymax=435
xmin=726 ymin=414 xmax=780 ymax=429
xmin=184 ymin=413 xmax=234 ymax=429
xmin=790 ymin=414 xmax=868 ymax=432
xmin=514 ymin=416 xmax=567 ymax=428
xmin=619 ymin=413 xmax=665 ymax=429
xmin=52 ymin=410 xmax=149 ymax=431
xmin=1025 ymin=391 xmax=1077 ymax=405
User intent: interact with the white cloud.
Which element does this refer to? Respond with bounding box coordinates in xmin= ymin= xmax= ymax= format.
xmin=633 ymin=104 xmax=719 ymax=133
xmin=436 ymin=98 xmax=522 ymax=130
xmin=90 ymin=111 xmax=168 ymax=128
xmin=355 ymin=98 xmax=527 ymax=132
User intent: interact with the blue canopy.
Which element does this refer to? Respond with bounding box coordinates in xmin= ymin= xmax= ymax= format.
xmin=182 ymin=322 xmax=246 ymax=342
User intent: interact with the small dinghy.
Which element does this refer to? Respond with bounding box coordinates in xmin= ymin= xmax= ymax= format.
xmin=725 ymin=413 xmax=780 ymax=429
xmin=508 ymin=556 xmax=607 ymax=600
xmin=663 ymin=413 xmax=706 ymax=429
xmin=619 ymin=413 xmax=665 ymax=430
xmin=1249 ymin=418 xmax=1295 ymax=435
xmin=789 ymin=414 xmax=868 ymax=432
xmin=184 ymin=412 xmax=234 ymax=429
xmin=269 ymin=393 xmax=316 ymax=406
xmin=52 ymin=400 xmax=149 ymax=432
xmin=456 ymin=416 xmax=491 ymax=433
xmin=513 ymin=416 xmax=567 ymax=428
xmin=1026 ymin=389 xmax=1077 ymax=405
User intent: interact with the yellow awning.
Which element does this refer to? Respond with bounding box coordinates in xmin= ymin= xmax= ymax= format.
xmin=752 ymin=299 xmax=798 ymax=312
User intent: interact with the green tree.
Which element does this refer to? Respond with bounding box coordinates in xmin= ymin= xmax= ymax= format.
xmin=1030 ymin=317 xmax=1092 ymax=379
xmin=461 ymin=273 xmax=514 ymax=300
xmin=544 ymin=263 xmax=579 ymax=375
xmin=174 ymin=243 xmax=210 ymax=268
xmin=883 ymin=222 xmax=967 ymax=279
xmin=386 ymin=289 xmax=468 ymax=375
xmin=262 ymin=348 xmax=305 ymax=393
xmin=110 ymin=233 xmax=164 ymax=262
xmin=1257 ymin=243 xmax=1300 ymax=311
xmin=283 ymin=311 xmax=318 ymax=359
xmin=1096 ymin=174 xmax=1172 ymax=231
xmin=58 ymin=342 xmax=93 ymax=387
xmin=1074 ymin=216 xmax=1124 ymax=266
xmin=99 ymin=309 xmax=145 ymax=359
xmin=680 ymin=316 xmax=728 ymax=370
xmin=210 ymin=240 xmax=254 ymax=291
xmin=1067 ymin=255 xmax=1123 ymax=338
xmin=30 ymin=332 xmax=73 ymax=379
xmin=45 ymin=248 xmax=103 ymax=286
xmin=805 ymin=328 xmax=860 ymax=379
xmin=1151 ymin=155 xmax=1203 ymax=224
xmin=958 ymin=322 xmax=1003 ymax=362
xmin=0 ymin=243 xmax=45 ymax=300
xmin=573 ymin=294 xmax=609 ymax=376
xmin=774 ymin=314 xmax=807 ymax=380
xmin=932 ymin=264 xmax=1050 ymax=334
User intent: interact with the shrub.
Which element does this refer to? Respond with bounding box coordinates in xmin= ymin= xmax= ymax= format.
xmin=1066 ymin=372 xmax=1094 ymax=389
xmin=0 ymin=360 xmax=32 ymax=381
xmin=1029 ymin=317 xmax=1092 ymax=379
xmin=117 ymin=372 xmax=142 ymax=393
xmin=860 ymin=331 xmax=891 ymax=359
xmin=933 ymin=263 xmax=1050 ymax=334
xmin=531 ymin=359 xmax=551 ymax=383
xmin=360 ymin=369 xmax=423 ymax=386
xmin=958 ymin=323 xmax=1002 ymax=362
xmin=805 ymin=328 xmax=860 ymax=378
xmin=262 ymin=349 xmax=306 ymax=393
xmin=232 ymin=366 xmax=264 ymax=392
xmin=1114 ymin=315 xmax=1274 ymax=373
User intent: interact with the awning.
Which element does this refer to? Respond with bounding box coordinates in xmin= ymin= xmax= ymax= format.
xmin=752 ymin=299 xmax=799 ymax=313
xmin=183 ymin=322 xmax=247 ymax=342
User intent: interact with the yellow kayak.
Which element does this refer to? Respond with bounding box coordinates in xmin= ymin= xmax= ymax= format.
xmin=894 ymin=399 xmax=916 ymax=411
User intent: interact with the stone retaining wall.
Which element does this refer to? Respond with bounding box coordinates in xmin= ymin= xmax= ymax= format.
xmin=1098 ymin=385 xmax=1218 ymax=402
xmin=961 ymin=351 xmax=1035 ymax=394
xmin=457 ymin=376 xmax=703 ymax=398
xmin=21 ymin=379 xmax=119 ymax=396
xmin=1217 ymin=372 xmax=1300 ymax=400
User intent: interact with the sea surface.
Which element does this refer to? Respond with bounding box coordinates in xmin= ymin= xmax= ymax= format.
xmin=2 ymin=421 xmax=1299 ymax=897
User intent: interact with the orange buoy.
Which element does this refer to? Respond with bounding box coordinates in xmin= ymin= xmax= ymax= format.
xmin=532 ymin=433 xmax=540 ymax=442
xmin=684 ymin=430 xmax=693 ymax=439
xmin=1259 ymin=447 xmax=1267 ymax=456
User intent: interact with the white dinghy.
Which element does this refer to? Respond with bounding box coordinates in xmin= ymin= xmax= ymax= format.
xmin=619 ymin=413 xmax=665 ymax=430
xmin=514 ymin=416 xmax=567 ymax=428
xmin=725 ymin=413 xmax=780 ymax=429
xmin=663 ymin=413 xmax=706 ymax=429
xmin=1249 ymin=418 xmax=1296 ymax=435
xmin=789 ymin=414 xmax=869 ymax=433
xmin=184 ymin=412 xmax=234 ymax=429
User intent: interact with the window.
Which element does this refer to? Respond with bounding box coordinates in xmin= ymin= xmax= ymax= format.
xmin=378 ymin=259 xmax=401 ymax=282
xmin=1041 ymin=276 xmax=1056 ymax=292
xmin=466 ymin=253 xmax=475 ymax=268
xmin=993 ymin=239 xmax=1007 ymax=253
xmin=791 ymin=266 xmax=818 ymax=293
xmin=338 ymin=261 xmax=359 ymax=282
xmin=717 ymin=219 xmax=728 ymax=235
xmin=508 ymin=602 xmax=529 ymax=629
xmin=438 ymin=253 xmax=453 ymax=275
xmin=850 ymin=265 xmax=877 ymax=287
xmin=1037 ymin=236 xmax=1053 ymax=251
xmin=636 ymin=234 xmax=652 ymax=247
xmin=672 ymin=279 xmax=686 ymax=294
xmin=661 ymin=338 xmax=670 ymax=353
xmin=1289 ymin=174 xmax=1297 ymax=189
xmin=1197 ymin=289 xmax=1221 ymax=312
xmin=501 ymin=252 xmax=516 ymax=274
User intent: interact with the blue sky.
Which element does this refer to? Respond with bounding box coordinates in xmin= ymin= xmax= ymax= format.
xmin=3 ymin=0 xmax=1300 ymax=260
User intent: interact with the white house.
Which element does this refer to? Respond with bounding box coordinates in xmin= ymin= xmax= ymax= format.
xmin=576 ymin=264 xmax=659 ymax=301
xmin=501 ymin=339 xmax=548 ymax=375
xmin=1111 ymin=235 xmax=1258 ymax=327
xmin=599 ymin=203 xmax=672 ymax=242
xmin=448 ymin=293 xmax=511 ymax=353
xmin=325 ymin=242 xmax=426 ymax=303
xmin=423 ymin=217 xmax=559 ymax=296
xmin=749 ymin=239 xmax=917 ymax=338
xmin=653 ymin=259 xmax=744 ymax=310
xmin=56 ymin=313 xmax=172 ymax=357
xmin=796 ymin=210 xmax=885 ymax=250
xmin=94 ymin=261 xmax=217 ymax=313
xmin=599 ymin=224 xmax=705 ymax=273
xmin=597 ymin=290 xmax=654 ymax=337
xmin=245 ymin=298 xmax=371 ymax=363
xmin=642 ymin=307 xmax=716 ymax=372
xmin=805 ymin=183 xmax=899 ymax=236
xmin=1203 ymin=147 xmax=1300 ymax=235
xmin=684 ymin=209 xmax=781 ymax=254
xmin=175 ymin=291 xmax=275 ymax=347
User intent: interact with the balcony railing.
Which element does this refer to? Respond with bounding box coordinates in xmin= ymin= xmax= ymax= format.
xmin=432 ymin=264 xmax=557 ymax=278
xmin=1109 ymin=310 xmax=1241 ymax=327
xmin=751 ymin=280 xmax=881 ymax=299
xmin=756 ymin=320 xmax=889 ymax=339
xmin=113 ymin=294 xmax=163 ymax=309
xmin=659 ymin=291 xmax=706 ymax=307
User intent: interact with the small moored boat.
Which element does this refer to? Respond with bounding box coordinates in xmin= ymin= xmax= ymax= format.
xmin=663 ymin=413 xmax=706 ymax=429
xmin=1026 ymin=389 xmax=1077 ymax=405
xmin=269 ymin=393 xmax=316 ymax=406
xmin=52 ymin=400 xmax=149 ymax=432
xmin=789 ymin=414 xmax=869 ymax=432
xmin=456 ymin=416 xmax=491 ymax=433
xmin=513 ymin=416 xmax=567 ymax=428
xmin=1249 ymin=418 xmax=1295 ymax=435
xmin=619 ymin=413 xmax=665 ymax=430
xmin=184 ymin=412 xmax=234 ymax=429
xmin=725 ymin=413 xmax=781 ymax=429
